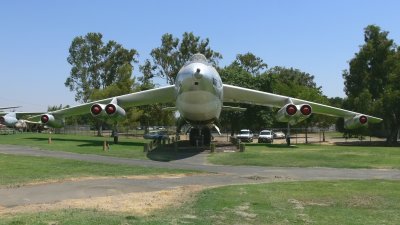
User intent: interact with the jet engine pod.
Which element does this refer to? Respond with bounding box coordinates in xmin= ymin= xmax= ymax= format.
xmin=344 ymin=115 xmax=368 ymax=129
xmin=40 ymin=114 xmax=64 ymax=128
xmin=90 ymin=104 xmax=107 ymax=117
xmin=276 ymin=104 xmax=312 ymax=125
xmin=276 ymin=104 xmax=297 ymax=122
xmin=105 ymin=103 xmax=126 ymax=118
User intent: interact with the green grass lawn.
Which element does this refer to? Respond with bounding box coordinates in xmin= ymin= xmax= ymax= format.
xmin=2 ymin=180 xmax=400 ymax=224
xmin=0 ymin=132 xmax=149 ymax=159
xmin=209 ymin=143 xmax=400 ymax=169
xmin=0 ymin=154 xmax=197 ymax=187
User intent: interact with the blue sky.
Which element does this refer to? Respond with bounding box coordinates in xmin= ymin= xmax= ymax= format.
xmin=1 ymin=0 xmax=399 ymax=111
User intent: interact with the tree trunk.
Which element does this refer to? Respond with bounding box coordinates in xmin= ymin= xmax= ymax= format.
xmin=386 ymin=124 xmax=399 ymax=144
xmin=97 ymin=121 xmax=103 ymax=137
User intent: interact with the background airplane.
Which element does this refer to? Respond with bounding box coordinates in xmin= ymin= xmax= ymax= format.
xmin=29 ymin=54 xmax=383 ymax=145
xmin=0 ymin=111 xmax=43 ymax=128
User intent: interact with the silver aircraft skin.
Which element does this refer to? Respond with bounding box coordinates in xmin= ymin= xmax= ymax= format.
xmin=30 ymin=53 xmax=383 ymax=144
xmin=175 ymin=54 xmax=223 ymax=124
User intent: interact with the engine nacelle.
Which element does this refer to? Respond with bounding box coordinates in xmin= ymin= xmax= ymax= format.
xmin=0 ymin=115 xmax=18 ymax=127
xmin=276 ymin=104 xmax=312 ymax=125
xmin=105 ymin=103 xmax=126 ymax=119
xmin=40 ymin=114 xmax=64 ymax=128
xmin=344 ymin=115 xmax=368 ymax=129
xmin=90 ymin=103 xmax=107 ymax=117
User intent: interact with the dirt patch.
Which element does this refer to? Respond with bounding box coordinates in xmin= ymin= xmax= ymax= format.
xmin=0 ymin=185 xmax=205 ymax=216
xmin=4 ymin=174 xmax=199 ymax=188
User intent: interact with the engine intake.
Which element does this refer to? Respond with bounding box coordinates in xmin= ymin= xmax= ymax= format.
xmin=105 ymin=103 xmax=126 ymax=118
xmin=276 ymin=104 xmax=312 ymax=125
xmin=40 ymin=114 xmax=64 ymax=128
xmin=345 ymin=115 xmax=368 ymax=129
xmin=91 ymin=104 xmax=106 ymax=117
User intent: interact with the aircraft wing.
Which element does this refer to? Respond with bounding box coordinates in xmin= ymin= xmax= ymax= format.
xmin=223 ymin=84 xmax=382 ymax=123
xmin=29 ymin=85 xmax=176 ymax=119
xmin=0 ymin=112 xmax=44 ymax=118
xmin=0 ymin=106 xmax=21 ymax=110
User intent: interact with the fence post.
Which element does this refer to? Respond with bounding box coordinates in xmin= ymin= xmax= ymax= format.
xmin=143 ymin=143 xmax=149 ymax=152
xmin=210 ymin=143 xmax=216 ymax=153
xmin=239 ymin=143 xmax=245 ymax=152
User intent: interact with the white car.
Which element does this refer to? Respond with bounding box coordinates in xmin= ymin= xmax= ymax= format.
xmin=258 ymin=130 xmax=273 ymax=143
xmin=236 ymin=129 xmax=254 ymax=142
xmin=273 ymin=131 xmax=286 ymax=139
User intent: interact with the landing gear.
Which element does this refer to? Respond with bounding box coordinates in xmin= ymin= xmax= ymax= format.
xmin=112 ymin=124 xmax=119 ymax=144
xmin=189 ymin=128 xmax=199 ymax=146
xmin=286 ymin=123 xmax=291 ymax=146
xmin=202 ymin=127 xmax=211 ymax=146
xmin=189 ymin=127 xmax=212 ymax=146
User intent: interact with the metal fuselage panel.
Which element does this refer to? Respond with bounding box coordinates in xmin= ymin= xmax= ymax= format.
xmin=175 ymin=60 xmax=223 ymax=125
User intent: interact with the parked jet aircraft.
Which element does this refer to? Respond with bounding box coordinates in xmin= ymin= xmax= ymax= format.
xmin=30 ymin=54 xmax=382 ymax=145
xmin=0 ymin=112 xmax=43 ymax=128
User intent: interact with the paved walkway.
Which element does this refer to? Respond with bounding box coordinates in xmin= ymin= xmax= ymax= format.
xmin=0 ymin=144 xmax=399 ymax=207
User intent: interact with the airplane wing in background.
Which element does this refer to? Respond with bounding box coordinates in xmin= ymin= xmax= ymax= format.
xmin=223 ymin=84 xmax=382 ymax=127
xmin=0 ymin=112 xmax=44 ymax=117
xmin=0 ymin=106 xmax=21 ymax=110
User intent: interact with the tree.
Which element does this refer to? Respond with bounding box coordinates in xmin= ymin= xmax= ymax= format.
xmin=138 ymin=59 xmax=156 ymax=91
xmin=65 ymin=32 xmax=138 ymax=103
xmin=150 ymin=32 xmax=222 ymax=84
xmin=233 ymin=52 xmax=268 ymax=76
xmin=343 ymin=25 xmax=399 ymax=143
xmin=136 ymin=59 xmax=174 ymax=131
xmin=219 ymin=55 xmax=273 ymax=134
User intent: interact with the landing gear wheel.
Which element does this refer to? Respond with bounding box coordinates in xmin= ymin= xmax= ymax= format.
xmin=189 ymin=128 xmax=199 ymax=146
xmin=202 ymin=127 xmax=211 ymax=146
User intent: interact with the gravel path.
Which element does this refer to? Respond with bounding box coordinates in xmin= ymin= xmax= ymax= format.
xmin=0 ymin=144 xmax=399 ymax=208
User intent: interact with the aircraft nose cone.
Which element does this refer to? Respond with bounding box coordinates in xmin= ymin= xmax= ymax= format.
xmin=194 ymin=68 xmax=203 ymax=79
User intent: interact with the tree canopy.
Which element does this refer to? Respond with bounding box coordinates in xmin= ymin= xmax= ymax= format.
xmin=343 ymin=25 xmax=400 ymax=143
xmin=65 ymin=32 xmax=138 ymax=103
xmin=150 ymin=32 xmax=222 ymax=84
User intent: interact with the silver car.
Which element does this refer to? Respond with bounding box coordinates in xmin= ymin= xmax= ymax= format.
xmin=258 ymin=130 xmax=273 ymax=143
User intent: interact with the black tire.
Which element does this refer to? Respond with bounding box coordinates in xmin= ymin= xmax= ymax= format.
xmin=202 ymin=127 xmax=211 ymax=146
xmin=189 ymin=128 xmax=199 ymax=146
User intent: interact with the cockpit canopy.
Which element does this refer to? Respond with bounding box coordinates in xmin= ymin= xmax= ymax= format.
xmin=186 ymin=53 xmax=209 ymax=65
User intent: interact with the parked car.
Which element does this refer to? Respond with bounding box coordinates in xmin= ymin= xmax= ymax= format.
xmin=236 ymin=129 xmax=254 ymax=142
xmin=143 ymin=130 xmax=169 ymax=140
xmin=258 ymin=130 xmax=273 ymax=143
xmin=273 ymin=131 xmax=286 ymax=139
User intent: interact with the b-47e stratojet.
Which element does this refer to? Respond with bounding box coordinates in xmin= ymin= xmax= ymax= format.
xmin=0 ymin=110 xmax=43 ymax=128
xmin=30 ymin=54 xmax=382 ymax=145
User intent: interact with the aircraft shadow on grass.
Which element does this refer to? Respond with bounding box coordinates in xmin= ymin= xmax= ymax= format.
xmin=24 ymin=137 xmax=203 ymax=161
xmin=146 ymin=140 xmax=205 ymax=162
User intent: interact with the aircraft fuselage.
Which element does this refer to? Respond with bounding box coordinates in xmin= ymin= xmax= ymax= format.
xmin=175 ymin=54 xmax=223 ymax=126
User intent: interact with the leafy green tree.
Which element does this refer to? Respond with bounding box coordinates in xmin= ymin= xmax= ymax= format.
xmin=343 ymin=25 xmax=399 ymax=143
xmin=65 ymin=32 xmax=138 ymax=136
xmin=65 ymin=32 xmax=138 ymax=103
xmin=150 ymin=32 xmax=222 ymax=84
xmin=136 ymin=59 xmax=174 ymax=131
xmin=233 ymin=52 xmax=268 ymax=76
xmin=138 ymin=59 xmax=156 ymax=91
xmin=219 ymin=56 xmax=273 ymax=134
